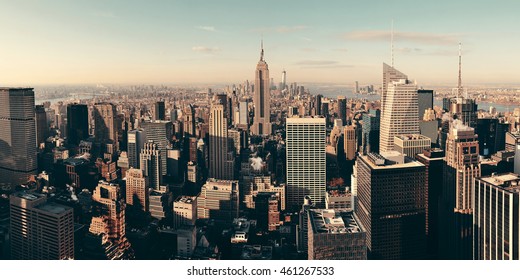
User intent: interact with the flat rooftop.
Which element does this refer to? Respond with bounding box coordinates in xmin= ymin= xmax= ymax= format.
xmin=479 ymin=173 xmax=520 ymax=193
xmin=364 ymin=152 xmax=424 ymax=169
xmin=394 ymin=134 xmax=430 ymax=141
xmin=12 ymin=192 xmax=45 ymax=201
xmin=34 ymin=202 xmax=72 ymax=215
xmin=175 ymin=195 xmax=196 ymax=204
xmin=309 ymin=209 xmax=363 ymax=234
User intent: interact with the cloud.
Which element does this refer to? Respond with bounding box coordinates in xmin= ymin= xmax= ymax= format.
xmin=276 ymin=25 xmax=308 ymax=33
xmin=343 ymin=30 xmax=462 ymax=45
xmin=196 ymin=26 xmax=216 ymax=32
xmin=191 ymin=46 xmax=220 ymax=53
xmin=295 ymin=60 xmax=354 ymax=69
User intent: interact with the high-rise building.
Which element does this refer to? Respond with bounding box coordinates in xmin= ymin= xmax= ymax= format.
xmin=0 ymin=88 xmax=37 ymax=186
xmin=140 ymin=141 xmax=162 ymax=190
xmin=417 ymin=89 xmax=434 ymax=120
xmin=93 ymin=103 xmax=117 ymax=145
xmin=474 ymin=173 xmax=520 ymax=260
xmin=315 ymin=94 xmax=323 ymax=116
xmin=66 ymin=103 xmax=89 ymax=146
xmin=238 ymin=100 xmax=249 ymax=130
xmin=141 ymin=120 xmax=172 ymax=176
xmin=183 ymin=105 xmax=196 ymax=137
xmin=416 ymin=148 xmax=445 ymax=259
xmin=281 ymin=69 xmax=287 ymax=90
xmin=337 ymin=96 xmax=347 ymax=125
xmin=362 ymin=109 xmax=381 ymax=154
xmin=149 ymin=187 xmax=173 ymax=220
xmin=393 ymin=134 xmax=431 ymax=157
xmin=209 ymin=104 xmax=235 ymax=180
xmin=286 ymin=117 xmax=326 ymax=209
xmin=252 ymin=42 xmax=271 ymax=135
xmin=197 ymin=179 xmax=239 ymax=224
xmin=355 ymin=152 xmax=426 ymax=259
xmin=154 ymin=101 xmax=165 ymax=121
xmin=379 ymin=79 xmax=419 ymax=152
xmin=173 ymin=196 xmax=197 ymax=229
xmin=381 ymin=63 xmax=408 ymax=115
xmin=307 ymin=209 xmax=367 ymax=260
xmin=125 ymin=168 xmax=149 ymax=212
xmin=449 ymin=98 xmax=478 ymax=128
xmin=127 ymin=129 xmax=146 ymax=169
xmin=344 ymin=125 xmax=357 ymax=160
xmin=35 ymin=105 xmax=48 ymax=147
xmin=10 ymin=192 xmax=74 ymax=260
xmin=255 ymin=192 xmax=280 ymax=232
xmin=440 ymin=120 xmax=480 ymax=260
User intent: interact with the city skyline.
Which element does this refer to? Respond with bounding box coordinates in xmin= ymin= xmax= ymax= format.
xmin=1 ymin=1 xmax=520 ymax=86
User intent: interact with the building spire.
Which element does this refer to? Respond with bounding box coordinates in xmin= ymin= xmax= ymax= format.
xmin=391 ymin=20 xmax=394 ymax=68
xmin=260 ymin=37 xmax=264 ymax=61
xmin=458 ymin=43 xmax=462 ymax=98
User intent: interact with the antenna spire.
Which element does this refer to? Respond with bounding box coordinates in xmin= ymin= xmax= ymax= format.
xmin=458 ymin=43 xmax=462 ymax=98
xmin=391 ymin=20 xmax=394 ymax=67
xmin=260 ymin=37 xmax=264 ymax=61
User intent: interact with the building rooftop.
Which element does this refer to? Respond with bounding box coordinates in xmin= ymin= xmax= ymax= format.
xmin=35 ymin=202 xmax=72 ymax=215
xmin=12 ymin=192 xmax=45 ymax=201
xmin=364 ymin=152 xmax=424 ymax=169
xmin=175 ymin=195 xmax=196 ymax=204
xmin=394 ymin=134 xmax=430 ymax=141
xmin=240 ymin=245 xmax=273 ymax=260
xmin=479 ymin=173 xmax=520 ymax=193
xmin=309 ymin=209 xmax=364 ymax=234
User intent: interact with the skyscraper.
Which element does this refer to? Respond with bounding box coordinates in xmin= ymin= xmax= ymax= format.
xmin=0 ymin=88 xmax=37 ymax=186
xmin=281 ymin=69 xmax=287 ymax=90
xmin=183 ymin=105 xmax=196 ymax=137
xmin=379 ymin=78 xmax=419 ymax=152
xmin=252 ymin=42 xmax=271 ymax=135
xmin=355 ymin=152 xmax=427 ymax=259
xmin=344 ymin=125 xmax=357 ymax=160
xmin=67 ymin=103 xmax=89 ymax=146
xmin=140 ymin=141 xmax=162 ymax=190
xmin=154 ymin=101 xmax=165 ymax=121
xmin=10 ymin=192 xmax=74 ymax=260
xmin=141 ymin=120 xmax=172 ymax=177
xmin=197 ymin=179 xmax=239 ymax=224
xmin=127 ymin=128 xmax=146 ymax=169
xmin=474 ymin=173 xmax=520 ymax=260
xmin=94 ymin=103 xmax=118 ymax=145
xmin=286 ymin=117 xmax=326 ymax=209
xmin=337 ymin=96 xmax=347 ymax=125
xmin=35 ymin=105 xmax=48 ymax=147
xmin=417 ymin=89 xmax=434 ymax=120
xmin=125 ymin=168 xmax=149 ymax=212
xmin=362 ymin=109 xmax=380 ymax=154
xmin=209 ymin=104 xmax=235 ymax=180
xmin=440 ymin=120 xmax=480 ymax=260
xmin=381 ymin=63 xmax=408 ymax=115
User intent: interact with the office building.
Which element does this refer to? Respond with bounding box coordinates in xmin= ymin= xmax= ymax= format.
xmin=379 ymin=79 xmax=419 ymax=152
xmin=197 ymin=179 xmax=239 ymax=224
xmin=244 ymin=175 xmax=286 ymax=211
xmin=209 ymin=104 xmax=235 ymax=180
xmin=140 ymin=141 xmax=162 ymax=190
xmin=286 ymin=117 xmax=326 ymax=209
xmin=325 ymin=190 xmax=353 ymax=211
xmin=90 ymin=181 xmax=127 ymax=244
xmin=149 ymin=187 xmax=173 ymax=220
xmin=394 ymin=134 xmax=431 ymax=157
xmin=125 ymin=168 xmax=149 ymax=212
xmin=344 ymin=125 xmax=357 ymax=160
xmin=35 ymin=105 xmax=48 ymax=147
xmin=141 ymin=120 xmax=172 ymax=176
xmin=474 ymin=173 xmax=520 ymax=260
xmin=255 ymin=192 xmax=280 ymax=232
xmin=183 ymin=105 xmax=196 ymax=137
xmin=337 ymin=96 xmax=347 ymax=125
xmin=308 ymin=209 xmax=366 ymax=260
xmin=449 ymin=97 xmax=478 ymax=128
xmin=93 ymin=103 xmax=117 ymax=145
xmin=154 ymin=101 xmax=165 ymax=121
xmin=252 ymin=42 xmax=272 ymax=135
xmin=10 ymin=192 xmax=74 ymax=260
xmin=416 ymin=148 xmax=445 ymax=259
xmin=440 ymin=121 xmax=480 ymax=260
xmin=66 ymin=103 xmax=89 ymax=146
xmin=355 ymin=152 xmax=426 ymax=259
xmin=417 ymin=89 xmax=434 ymax=120
xmin=381 ymin=63 xmax=408 ymax=116
xmin=173 ymin=196 xmax=197 ymax=229
xmin=362 ymin=109 xmax=380 ymax=154
xmin=0 ymin=88 xmax=37 ymax=186
xmin=238 ymin=100 xmax=249 ymax=129
xmin=127 ymin=129 xmax=146 ymax=169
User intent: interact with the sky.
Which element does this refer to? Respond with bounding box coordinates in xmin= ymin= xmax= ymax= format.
xmin=1 ymin=0 xmax=519 ymax=86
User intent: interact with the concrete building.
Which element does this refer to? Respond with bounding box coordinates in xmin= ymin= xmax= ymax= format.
xmin=125 ymin=168 xmax=149 ymax=212
xmin=379 ymin=78 xmax=420 ymax=153
xmin=308 ymin=209 xmax=366 ymax=260
xmin=325 ymin=190 xmax=353 ymax=211
xmin=355 ymin=152 xmax=426 ymax=259
xmin=173 ymin=195 xmax=197 ymax=229
xmin=93 ymin=103 xmax=117 ymax=145
xmin=344 ymin=125 xmax=357 ymax=160
xmin=10 ymin=192 xmax=74 ymax=260
xmin=141 ymin=120 xmax=172 ymax=176
xmin=362 ymin=109 xmax=380 ymax=154
xmin=381 ymin=63 xmax=408 ymax=119
xmin=0 ymin=88 xmax=38 ymax=186
xmin=140 ymin=141 xmax=161 ymax=190
xmin=90 ymin=181 xmax=127 ymax=244
xmin=197 ymin=179 xmax=239 ymax=224
xmin=255 ymin=192 xmax=280 ymax=232
xmin=286 ymin=117 xmax=326 ymax=209
xmin=149 ymin=186 xmax=172 ymax=220
xmin=252 ymin=42 xmax=272 ymax=135
xmin=474 ymin=173 xmax=520 ymax=260
xmin=394 ymin=134 xmax=431 ymax=157
xmin=127 ymin=129 xmax=146 ymax=169
xmin=417 ymin=89 xmax=434 ymax=120
xmin=209 ymin=104 xmax=235 ymax=180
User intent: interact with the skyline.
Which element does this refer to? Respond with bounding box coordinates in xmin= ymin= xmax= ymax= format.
xmin=1 ymin=1 xmax=520 ymax=86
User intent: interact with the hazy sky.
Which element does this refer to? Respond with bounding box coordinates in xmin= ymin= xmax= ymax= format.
xmin=1 ymin=0 xmax=519 ymax=86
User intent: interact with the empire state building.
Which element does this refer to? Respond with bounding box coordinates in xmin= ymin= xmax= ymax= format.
xmin=252 ymin=42 xmax=272 ymax=135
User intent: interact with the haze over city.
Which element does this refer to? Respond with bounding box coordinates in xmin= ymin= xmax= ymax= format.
xmin=1 ymin=0 xmax=520 ymax=86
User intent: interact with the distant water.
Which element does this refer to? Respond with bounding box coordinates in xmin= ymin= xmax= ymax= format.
xmin=433 ymin=100 xmax=517 ymax=113
xmin=35 ymin=92 xmax=108 ymax=104
xmin=307 ymin=86 xmax=380 ymax=101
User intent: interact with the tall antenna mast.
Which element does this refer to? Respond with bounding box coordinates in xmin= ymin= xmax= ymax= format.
xmin=458 ymin=43 xmax=462 ymax=98
xmin=391 ymin=20 xmax=394 ymax=67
